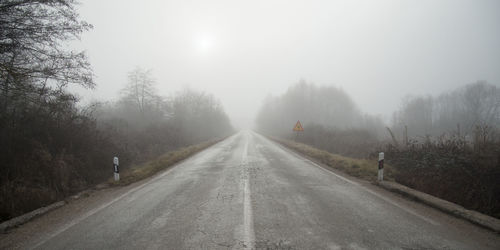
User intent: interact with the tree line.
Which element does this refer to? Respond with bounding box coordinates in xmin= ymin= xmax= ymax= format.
xmin=391 ymin=81 xmax=500 ymax=144
xmin=256 ymin=81 xmax=386 ymax=157
xmin=96 ymin=67 xmax=233 ymax=164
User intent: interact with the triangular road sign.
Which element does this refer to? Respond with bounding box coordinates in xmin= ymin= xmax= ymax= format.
xmin=293 ymin=120 xmax=304 ymax=131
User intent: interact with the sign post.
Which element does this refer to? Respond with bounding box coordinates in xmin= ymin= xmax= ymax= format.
xmin=378 ymin=152 xmax=384 ymax=181
xmin=113 ymin=156 xmax=120 ymax=182
xmin=293 ymin=120 xmax=304 ymax=141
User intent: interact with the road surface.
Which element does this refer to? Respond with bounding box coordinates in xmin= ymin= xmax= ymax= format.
xmin=1 ymin=131 xmax=499 ymax=249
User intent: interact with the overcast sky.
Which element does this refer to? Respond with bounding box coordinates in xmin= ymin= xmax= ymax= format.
xmin=72 ymin=0 xmax=500 ymax=129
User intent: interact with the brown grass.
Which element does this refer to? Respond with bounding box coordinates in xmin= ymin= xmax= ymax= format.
xmin=273 ymin=137 xmax=396 ymax=181
xmin=109 ymin=139 xmax=222 ymax=186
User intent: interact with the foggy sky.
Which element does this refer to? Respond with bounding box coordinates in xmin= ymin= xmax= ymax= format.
xmin=71 ymin=0 xmax=500 ymax=129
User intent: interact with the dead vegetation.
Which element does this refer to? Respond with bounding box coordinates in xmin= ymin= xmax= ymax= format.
xmin=273 ymin=137 xmax=395 ymax=182
xmin=383 ymin=133 xmax=500 ymax=219
xmin=111 ymin=139 xmax=223 ymax=186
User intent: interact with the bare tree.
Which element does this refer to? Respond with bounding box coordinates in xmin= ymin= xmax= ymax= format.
xmin=461 ymin=81 xmax=500 ymax=130
xmin=121 ymin=67 xmax=157 ymax=115
xmin=0 ymin=0 xmax=94 ymax=100
xmin=393 ymin=95 xmax=434 ymax=137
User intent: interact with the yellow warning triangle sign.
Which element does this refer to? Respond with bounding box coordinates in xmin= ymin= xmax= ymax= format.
xmin=293 ymin=120 xmax=304 ymax=131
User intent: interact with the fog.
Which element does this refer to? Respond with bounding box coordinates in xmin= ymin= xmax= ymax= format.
xmin=2 ymin=0 xmax=500 ymax=233
xmin=72 ymin=0 xmax=500 ymax=129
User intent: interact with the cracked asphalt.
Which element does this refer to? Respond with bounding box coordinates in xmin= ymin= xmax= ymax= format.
xmin=1 ymin=130 xmax=499 ymax=249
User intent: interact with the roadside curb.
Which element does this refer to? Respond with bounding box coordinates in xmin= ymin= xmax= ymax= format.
xmin=0 ymin=201 xmax=66 ymax=233
xmin=0 ymin=186 xmax=106 ymax=234
xmin=376 ymin=181 xmax=500 ymax=233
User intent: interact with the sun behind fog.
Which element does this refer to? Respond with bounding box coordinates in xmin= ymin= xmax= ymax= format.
xmin=195 ymin=34 xmax=215 ymax=53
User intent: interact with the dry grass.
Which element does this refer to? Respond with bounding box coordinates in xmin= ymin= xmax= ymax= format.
xmin=273 ymin=137 xmax=396 ymax=182
xmin=109 ymin=139 xmax=222 ymax=186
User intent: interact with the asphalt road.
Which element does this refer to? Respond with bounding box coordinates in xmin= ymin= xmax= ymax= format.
xmin=2 ymin=131 xmax=499 ymax=249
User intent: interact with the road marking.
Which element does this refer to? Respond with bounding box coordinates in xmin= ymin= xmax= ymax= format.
xmin=303 ymin=158 xmax=359 ymax=186
xmin=257 ymin=132 xmax=439 ymax=226
xmin=241 ymin=132 xmax=255 ymax=249
xmin=361 ymin=187 xmax=439 ymax=225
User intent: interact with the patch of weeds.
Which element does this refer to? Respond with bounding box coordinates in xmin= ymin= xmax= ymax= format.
xmin=272 ymin=137 xmax=395 ymax=182
xmin=109 ymin=139 xmax=222 ymax=186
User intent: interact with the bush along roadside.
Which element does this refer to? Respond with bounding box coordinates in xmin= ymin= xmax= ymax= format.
xmin=0 ymin=137 xmax=226 ymax=231
xmin=383 ymin=139 xmax=500 ymax=220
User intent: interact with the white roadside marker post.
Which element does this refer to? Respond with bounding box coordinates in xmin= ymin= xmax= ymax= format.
xmin=113 ymin=156 xmax=120 ymax=182
xmin=378 ymin=152 xmax=384 ymax=182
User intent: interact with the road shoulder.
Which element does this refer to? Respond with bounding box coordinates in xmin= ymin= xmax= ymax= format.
xmin=268 ymin=135 xmax=500 ymax=234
